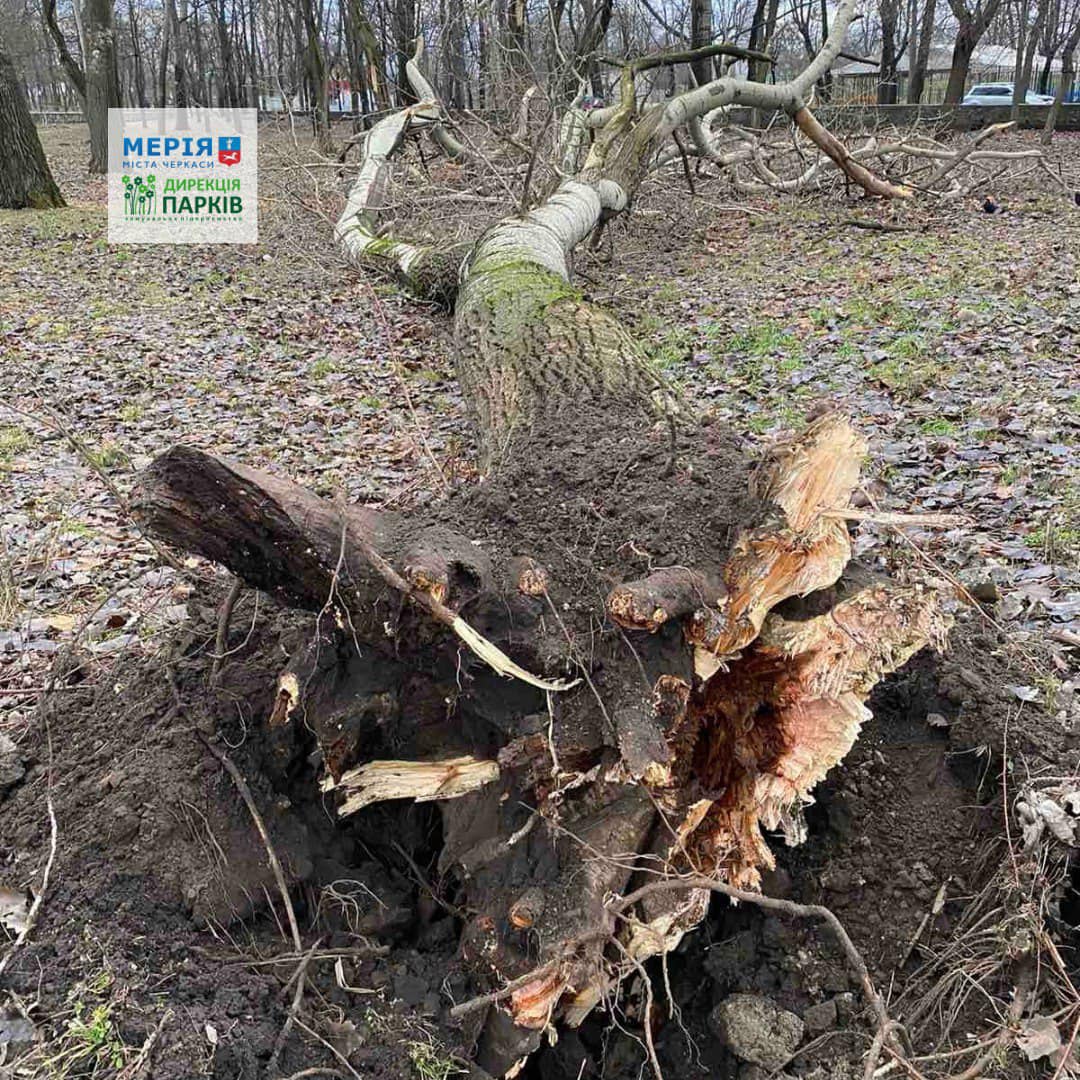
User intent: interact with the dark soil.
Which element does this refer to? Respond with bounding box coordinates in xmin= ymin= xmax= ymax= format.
xmin=2 ymin=575 xmax=1074 ymax=1079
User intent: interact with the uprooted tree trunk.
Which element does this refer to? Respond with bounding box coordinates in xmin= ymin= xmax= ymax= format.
xmin=133 ymin=5 xmax=948 ymax=1075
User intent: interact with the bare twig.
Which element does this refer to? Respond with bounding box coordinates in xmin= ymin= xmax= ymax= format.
xmin=196 ymin=732 xmax=303 ymax=954
xmin=268 ymin=939 xmax=322 ymax=1077
xmin=210 ymin=579 xmax=243 ymax=685
xmin=347 ymin=521 xmax=577 ymax=692
xmin=610 ymin=877 xmax=907 ymax=1076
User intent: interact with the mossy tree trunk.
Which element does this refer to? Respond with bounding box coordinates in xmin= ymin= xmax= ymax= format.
xmin=0 ymin=36 xmax=65 ymax=209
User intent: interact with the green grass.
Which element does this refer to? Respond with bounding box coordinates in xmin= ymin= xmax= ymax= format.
xmin=648 ymin=328 xmax=693 ymax=372
xmin=1024 ymin=524 xmax=1080 ymax=560
xmin=407 ymin=1040 xmax=463 ymax=1080
xmin=86 ymin=440 xmax=129 ymax=471
xmin=0 ymin=425 xmax=32 ymax=461
xmin=726 ymin=320 xmax=798 ymax=357
xmin=919 ymin=417 xmax=956 ymax=437
xmin=119 ymin=402 xmax=145 ymax=423
xmin=651 ymin=279 xmax=680 ymax=303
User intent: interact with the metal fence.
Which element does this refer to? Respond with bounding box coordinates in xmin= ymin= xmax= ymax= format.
xmin=833 ymin=67 xmax=1067 ymax=104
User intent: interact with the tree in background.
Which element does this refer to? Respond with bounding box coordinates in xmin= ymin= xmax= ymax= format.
xmin=945 ymin=0 xmax=1007 ymax=102
xmin=0 ymin=32 xmax=65 ymax=208
xmin=42 ymin=0 xmax=119 ymax=172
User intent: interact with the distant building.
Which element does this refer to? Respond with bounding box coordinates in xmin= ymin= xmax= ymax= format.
xmin=833 ymin=44 xmax=1064 ymax=103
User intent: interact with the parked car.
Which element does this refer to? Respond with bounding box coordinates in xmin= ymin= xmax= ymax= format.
xmin=961 ymin=82 xmax=1055 ymax=105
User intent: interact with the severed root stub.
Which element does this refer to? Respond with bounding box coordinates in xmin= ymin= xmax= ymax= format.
xmin=133 ymin=413 xmax=950 ymax=1076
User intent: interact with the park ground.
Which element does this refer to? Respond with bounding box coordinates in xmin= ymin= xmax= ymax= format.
xmin=0 ymin=120 xmax=1077 ymax=1079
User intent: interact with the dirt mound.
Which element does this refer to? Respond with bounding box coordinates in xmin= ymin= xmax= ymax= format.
xmin=422 ymin=405 xmax=761 ymax=613
xmin=1 ymin=585 xmax=1075 ymax=1078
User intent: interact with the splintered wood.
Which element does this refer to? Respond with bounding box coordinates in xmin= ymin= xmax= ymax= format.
xmin=598 ymin=415 xmax=949 ymax=965
xmin=322 ymin=757 xmax=501 ymax=817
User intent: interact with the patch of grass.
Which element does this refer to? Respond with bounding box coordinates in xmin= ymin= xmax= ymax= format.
xmin=47 ymin=1002 xmax=128 ymax=1075
xmin=6 ymin=205 xmax=104 ymax=241
xmin=407 ymin=1040 xmax=464 ymax=1080
xmin=310 ymin=358 xmax=338 ymax=379
xmin=648 ymin=328 xmax=693 ymax=372
xmin=0 ymin=425 xmax=32 ymax=461
xmin=651 ymin=279 xmax=680 ymax=303
xmin=1024 ymin=523 xmax=1080 ymax=560
xmin=726 ymin=320 xmax=797 ymax=357
xmin=194 ymin=376 xmax=219 ymax=394
xmin=119 ymin=402 xmax=145 ymax=423
xmin=359 ymin=395 xmax=385 ymax=409
xmin=919 ymin=417 xmax=956 ymax=437
xmin=137 ymin=280 xmax=169 ymax=306
xmin=870 ymin=333 xmax=946 ymax=395
xmin=86 ymin=440 xmax=130 ymax=471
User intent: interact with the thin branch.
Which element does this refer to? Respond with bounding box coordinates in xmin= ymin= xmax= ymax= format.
xmin=196 ymin=732 xmax=303 ymax=954
xmin=610 ymin=877 xmax=906 ymax=1075
xmin=210 ymin=579 xmax=243 ymax=685
xmin=268 ymin=939 xmax=322 ymax=1076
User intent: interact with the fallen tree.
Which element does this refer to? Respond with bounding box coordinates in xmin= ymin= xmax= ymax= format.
xmin=132 ymin=6 xmax=954 ymax=1076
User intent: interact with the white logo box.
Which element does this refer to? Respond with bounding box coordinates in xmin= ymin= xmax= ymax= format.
xmin=108 ymin=108 xmax=258 ymax=244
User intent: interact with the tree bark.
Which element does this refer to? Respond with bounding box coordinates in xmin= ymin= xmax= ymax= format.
xmin=1043 ymin=22 xmax=1080 ymax=141
xmin=0 ymin=34 xmax=65 ymax=209
xmin=907 ymin=0 xmax=937 ymax=102
xmin=878 ymin=0 xmax=900 ymax=103
xmin=84 ymin=0 xmax=121 ymax=173
xmin=690 ymin=0 xmax=713 ymax=84
xmin=42 ymin=0 xmax=88 ymax=102
xmin=944 ymin=0 xmax=1005 ymax=104
xmin=1014 ymin=0 xmax=1050 ymax=114
xmin=298 ymin=0 xmax=330 ymax=149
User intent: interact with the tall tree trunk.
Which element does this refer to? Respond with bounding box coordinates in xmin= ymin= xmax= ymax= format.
xmin=1042 ymin=21 xmax=1079 ymax=140
xmin=1014 ymin=0 xmax=1050 ymax=113
xmin=393 ymin=0 xmax=416 ymax=103
xmin=818 ymin=0 xmax=832 ymax=98
xmin=42 ymin=0 xmax=88 ymax=102
xmin=0 ymin=35 xmax=65 ymax=208
xmin=748 ymin=0 xmax=770 ymax=80
xmin=878 ymin=0 xmax=900 ymax=103
xmin=944 ymin=20 xmax=978 ymax=102
xmin=690 ymin=0 xmax=713 ymax=84
xmin=907 ymin=0 xmax=937 ymax=101
xmin=298 ymin=0 xmax=330 ymax=147
xmin=945 ymin=0 xmax=1005 ymax=104
xmin=84 ymin=0 xmax=120 ymax=173
xmin=507 ymin=0 xmax=527 ymax=75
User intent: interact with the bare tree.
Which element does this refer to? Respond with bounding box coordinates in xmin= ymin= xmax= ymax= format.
xmin=945 ymin=0 xmax=1008 ymax=102
xmin=1043 ymin=10 xmax=1080 ymax=137
xmin=83 ymin=0 xmax=120 ymax=172
xmin=907 ymin=0 xmax=939 ymax=101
